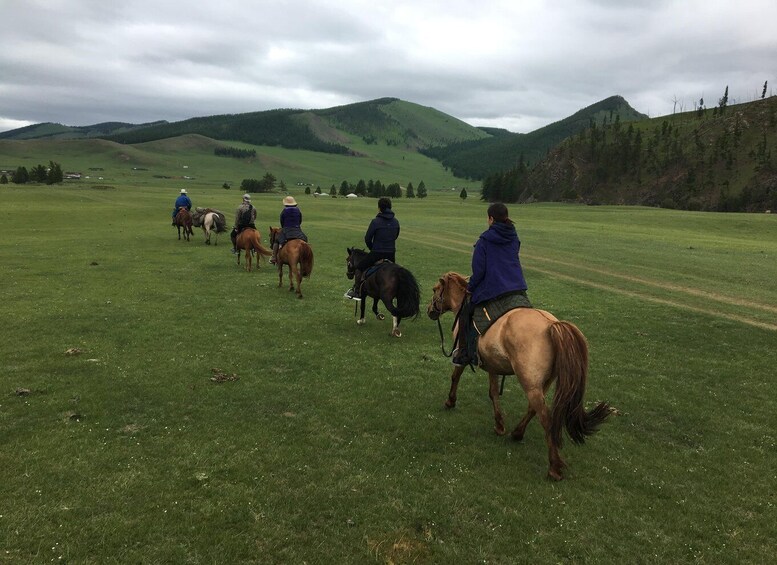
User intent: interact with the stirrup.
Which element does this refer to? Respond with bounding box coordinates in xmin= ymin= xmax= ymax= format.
xmin=344 ymin=288 xmax=361 ymax=301
xmin=451 ymin=348 xmax=469 ymax=367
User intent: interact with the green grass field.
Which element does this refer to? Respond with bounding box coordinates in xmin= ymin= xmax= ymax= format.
xmin=2 ymin=181 xmax=776 ymax=564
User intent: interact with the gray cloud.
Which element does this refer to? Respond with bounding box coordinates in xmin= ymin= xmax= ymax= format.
xmin=1 ymin=0 xmax=775 ymax=133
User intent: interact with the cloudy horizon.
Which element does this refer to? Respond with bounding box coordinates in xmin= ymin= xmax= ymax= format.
xmin=1 ymin=0 xmax=775 ymax=135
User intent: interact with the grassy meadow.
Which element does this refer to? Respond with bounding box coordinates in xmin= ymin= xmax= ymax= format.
xmin=1 ymin=178 xmax=777 ymax=563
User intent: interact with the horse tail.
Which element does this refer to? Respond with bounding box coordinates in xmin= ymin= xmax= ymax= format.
xmin=299 ymin=243 xmax=314 ymax=278
xmin=392 ymin=266 xmax=421 ymax=319
xmin=251 ymin=234 xmax=272 ymax=256
xmin=548 ymin=321 xmax=609 ymax=447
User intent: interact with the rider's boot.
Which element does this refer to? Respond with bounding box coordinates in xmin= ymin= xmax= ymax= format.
xmin=344 ymin=271 xmax=362 ymax=301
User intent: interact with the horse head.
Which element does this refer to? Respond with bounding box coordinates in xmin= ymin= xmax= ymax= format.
xmin=346 ymin=247 xmax=366 ymax=280
xmin=269 ymin=226 xmax=281 ymax=246
xmin=427 ymin=272 xmax=468 ymax=320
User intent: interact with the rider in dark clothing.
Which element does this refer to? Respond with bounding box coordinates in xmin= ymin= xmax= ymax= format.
xmin=271 ymin=196 xmax=307 ymax=264
xmin=230 ymin=194 xmax=257 ymax=254
xmin=453 ymin=202 xmax=528 ymax=367
xmin=344 ymin=197 xmax=400 ymax=300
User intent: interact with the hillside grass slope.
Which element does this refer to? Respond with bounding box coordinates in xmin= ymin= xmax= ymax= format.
xmin=513 ymin=97 xmax=777 ymax=212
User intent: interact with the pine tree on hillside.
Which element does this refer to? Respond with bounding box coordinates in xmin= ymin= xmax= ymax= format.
xmin=718 ymin=86 xmax=729 ymax=114
xmin=406 ymin=182 xmax=415 ymax=198
xmin=416 ymin=181 xmax=427 ymax=198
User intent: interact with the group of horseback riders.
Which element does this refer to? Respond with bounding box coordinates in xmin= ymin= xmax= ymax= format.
xmin=172 ymin=190 xmax=529 ymax=369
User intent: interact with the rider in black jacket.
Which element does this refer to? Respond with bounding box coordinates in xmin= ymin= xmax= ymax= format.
xmin=345 ymin=197 xmax=400 ymax=300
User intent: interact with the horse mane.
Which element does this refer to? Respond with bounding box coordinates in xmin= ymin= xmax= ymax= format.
xmin=444 ymin=272 xmax=469 ymax=290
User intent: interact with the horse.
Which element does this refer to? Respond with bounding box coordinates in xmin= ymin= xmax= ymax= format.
xmin=269 ymin=227 xmax=314 ymax=299
xmin=346 ymin=247 xmax=420 ymax=337
xmin=427 ymin=272 xmax=609 ymax=481
xmin=235 ymin=228 xmax=271 ymax=272
xmin=202 ymin=211 xmax=226 ymax=245
xmin=174 ymin=207 xmax=193 ymax=241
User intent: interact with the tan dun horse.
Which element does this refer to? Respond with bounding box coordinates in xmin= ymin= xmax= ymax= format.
xmin=269 ymin=227 xmax=314 ymax=299
xmin=174 ymin=207 xmax=193 ymax=241
xmin=235 ymin=228 xmax=271 ymax=272
xmin=427 ymin=272 xmax=609 ymax=480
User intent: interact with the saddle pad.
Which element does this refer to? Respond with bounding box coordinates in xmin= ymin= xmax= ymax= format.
xmin=472 ymin=292 xmax=532 ymax=336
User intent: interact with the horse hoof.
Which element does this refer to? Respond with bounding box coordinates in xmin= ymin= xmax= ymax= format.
xmin=547 ymin=470 xmax=563 ymax=481
xmin=444 ymin=399 xmax=456 ymax=409
xmin=376 ymin=313 xmax=385 ymax=321
xmin=391 ymin=330 xmax=402 ymax=338
xmin=494 ymin=425 xmax=506 ymax=436
xmin=357 ymin=319 xmax=366 ymax=325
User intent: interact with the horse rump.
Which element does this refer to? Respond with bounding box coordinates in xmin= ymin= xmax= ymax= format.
xmin=393 ymin=266 xmax=421 ymax=319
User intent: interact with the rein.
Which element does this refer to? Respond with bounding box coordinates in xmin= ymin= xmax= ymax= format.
xmin=436 ymin=317 xmax=454 ymax=357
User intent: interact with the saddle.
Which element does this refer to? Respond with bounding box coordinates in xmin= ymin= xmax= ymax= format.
xmin=471 ymin=291 xmax=532 ymax=336
xmin=363 ymin=259 xmax=392 ymax=279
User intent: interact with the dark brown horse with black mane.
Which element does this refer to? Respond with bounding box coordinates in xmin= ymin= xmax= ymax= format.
xmin=346 ymin=247 xmax=420 ymax=337
xmin=427 ymin=272 xmax=609 ymax=480
xmin=174 ymin=207 xmax=193 ymax=241
xmin=269 ymin=227 xmax=314 ymax=299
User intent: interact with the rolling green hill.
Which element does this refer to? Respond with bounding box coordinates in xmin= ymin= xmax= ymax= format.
xmin=420 ymin=95 xmax=647 ymax=179
xmin=0 ymin=132 xmax=480 ymax=194
xmin=492 ymin=96 xmax=777 ymax=212
xmin=0 ymin=98 xmax=490 ymax=156
xmin=0 ymin=120 xmax=168 ymax=140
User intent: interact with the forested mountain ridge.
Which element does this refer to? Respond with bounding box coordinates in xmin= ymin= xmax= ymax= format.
xmin=0 ymin=98 xmax=490 ymax=154
xmin=420 ymin=95 xmax=647 ymax=180
xmin=483 ymin=96 xmax=777 ymax=212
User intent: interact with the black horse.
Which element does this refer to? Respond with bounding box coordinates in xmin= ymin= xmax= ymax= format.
xmin=346 ymin=248 xmax=420 ymax=337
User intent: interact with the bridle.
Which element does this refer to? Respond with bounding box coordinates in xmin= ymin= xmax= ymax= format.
xmin=346 ymin=250 xmax=360 ymax=280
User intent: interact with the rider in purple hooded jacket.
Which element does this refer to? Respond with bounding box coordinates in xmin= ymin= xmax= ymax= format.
xmin=453 ymin=202 xmax=528 ymax=367
xmin=467 ymin=205 xmax=527 ymax=303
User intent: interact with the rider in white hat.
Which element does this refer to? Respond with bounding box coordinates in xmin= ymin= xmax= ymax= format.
xmin=271 ymin=195 xmax=307 ymax=264
xmin=172 ymin=189 xmax=192 ymax=225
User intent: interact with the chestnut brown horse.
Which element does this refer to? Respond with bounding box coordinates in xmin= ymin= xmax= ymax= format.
xmin=174 ymin=207 xmax=194 ymax=241
xmin=235 ymin=228 xmax=271 ymax=272
xmin=427 ymin=272 xmax=609 ymax=480
xmin=269 ymin=227 xmax=314 ymax=299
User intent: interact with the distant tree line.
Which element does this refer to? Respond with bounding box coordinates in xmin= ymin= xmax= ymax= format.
xmin=105 ymin=110 xmax=352 ymax=155
xmin=214 ymin=146 xmax=256 ymax=158
xmin=241 ymin=173 xmax=277 ymax=193
xmin=332 ymin=179 xmax=428 ymax=198
xmin=2 ymin=161 xmax=63 ymax=185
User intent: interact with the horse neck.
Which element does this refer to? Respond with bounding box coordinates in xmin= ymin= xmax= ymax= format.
xmin=446 ymin=273 xmax=468 ymax=312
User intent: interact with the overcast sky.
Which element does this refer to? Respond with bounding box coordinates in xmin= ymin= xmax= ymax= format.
xmin=1 ymin=0 xmax=775 ymax=134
